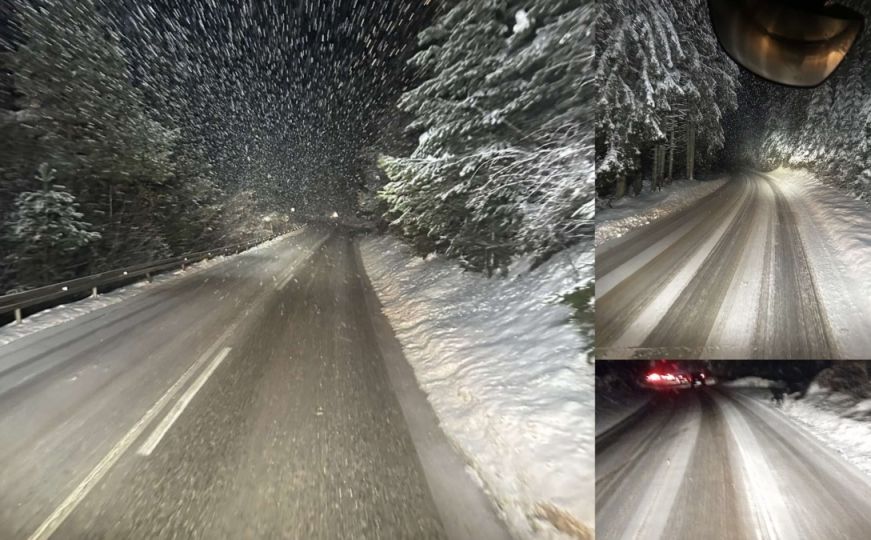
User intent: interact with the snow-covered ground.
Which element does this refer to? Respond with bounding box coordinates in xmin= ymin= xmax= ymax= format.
xmin=595 ymin=177 xmax=728 ymax=246
xmin=0 ymin=228 xmax=304 ymax=347
xmin=722 ymin=376 xmax=771 ymax=389
xmin=727 ymin=376 xmax=871 ymax=479
xmin=764 ymin=167 xmax=871 ymax=314
xmin=360 ymin=235 xmax=593 ymax=539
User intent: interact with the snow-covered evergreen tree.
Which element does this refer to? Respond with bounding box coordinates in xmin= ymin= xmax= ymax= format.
xmin=1 ymin=0 xmax=229 ymax=290
xmin=596 ymin=0 xmax=682 ymax=194
xmin=380 ymin=0 xmax=594 ymax=274
xmin=3 ymin=164 xmax=100 ymax=288
xmin=596 ymin=0 xmax=738 ymax=198
xmin=752 ymin=25 xmax=871 ymax=201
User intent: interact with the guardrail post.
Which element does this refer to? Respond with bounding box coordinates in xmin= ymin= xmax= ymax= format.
xmin=91 ymin=286 xmax=98 ymax=298
xmin=146 ymin=271 xmax=152 ymax=283
xmin=14 ymin=308 xmax=22 ymax=324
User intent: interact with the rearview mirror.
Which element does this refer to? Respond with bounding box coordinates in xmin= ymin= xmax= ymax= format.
xmin=708 ymin=0 xmax=863 ymax=87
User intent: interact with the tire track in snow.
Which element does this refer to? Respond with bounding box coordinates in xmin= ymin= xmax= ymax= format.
xmin=596 ymin=179 xmax=749 ymax=351
xmin=607 ymin=179 xmax=752 ymax=355
xmin=661 ymin=391 xmax=751 ymax=540
xmin=598 ymin=388 xmax=871 ymax=540
xmin=757 ymin=171 xmax=871 ymax=357
xmin=703 ymin=178 xmax=774 ymax=358
xmin=718 ymin=390 xmax=871 ymax=539
xmin=595 ymin=394 xmax=702 ymax=540
xmin=753 ymin=173 xmax=837 ymax=358
xmin=640 ymin=178 xmax=759 ymax=356
xmin=711 ymin=392 xmax=799 ymax=540
xmin=596 ymin=171 xmax=841 ymax=359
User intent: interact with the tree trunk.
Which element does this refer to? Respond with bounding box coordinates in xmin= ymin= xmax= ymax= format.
xmin=657 ymin=144 xmax=665 ymax=187
xmin=661 ymin=145 xmax=667 ymax=180
xmin=632 ymin=171 xmax=643 ymax=196
xmin=615 ymin=176 xmax=626 ymax=199
xmin=686 ymin=120 xmax=696 ymax=181
xmin=668 ymin=122 xmax=675 ymax=181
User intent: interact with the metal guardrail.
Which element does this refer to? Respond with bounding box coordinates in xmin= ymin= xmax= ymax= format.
xmin=0 ymin=225 xmax=304 ymax=324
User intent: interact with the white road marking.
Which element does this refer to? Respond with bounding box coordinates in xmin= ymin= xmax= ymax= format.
xmin=25 ymin=231 xmax=320 ymax=539
xmin=137 ymin=347 xmax=231 ymax=456
xmin=26 ymin=338 xmax=232 ymax=540
xmin=275 ymin=262 xmax=301 ymax=291
xmin=275 ymin=233 xmax=331 ymax=290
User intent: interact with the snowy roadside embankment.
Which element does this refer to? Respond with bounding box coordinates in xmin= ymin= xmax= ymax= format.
xmin=723 ymin=376 xmax=772 ymax=389
xmin=595 ymin=393 xmax=652 ymax=438
xmin=0 ymin=228 xmax=304 ymax=347
xmin=595 ymin=177 xmax=728 ymax=246
xmin=782 ymin=384 xmax=871 ymax=478
xmin=360 ymin=235 xmax=593 ymax=539
xmin=728 ymin=376 xmax=871 ymax=479
xmin=594 ymin=371 xmax=652 ymax=437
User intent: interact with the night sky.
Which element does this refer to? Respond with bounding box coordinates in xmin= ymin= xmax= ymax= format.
xmin=109 ymin=0 xmax=438 ymax=212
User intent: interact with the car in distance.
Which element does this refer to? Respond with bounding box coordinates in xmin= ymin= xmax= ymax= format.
xmin=639 ymin=363 xmax=715 ymax=391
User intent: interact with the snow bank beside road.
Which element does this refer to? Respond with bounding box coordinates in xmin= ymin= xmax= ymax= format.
xmin=723 ymin=376 xmax=774 ymax=389
xmin=594 ymin=369 xmax=653 ymax=437
xmin=782 ymin=384 xmax=871 ymax=479
xmin=734 ymin=376 xmax=871 ymax=479
xmin=360 ymin=235 xmax=593 ymax=539
xmin=596 ymin=178 xmax=728 ymax=246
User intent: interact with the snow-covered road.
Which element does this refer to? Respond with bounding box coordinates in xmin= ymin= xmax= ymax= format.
xmin=596 ymin=387 xmax=871 ymax=540
xmin=596 ymin=169 xmax=871 ymax=359
xmin=0 ymin=227 xmax=507 ymax=539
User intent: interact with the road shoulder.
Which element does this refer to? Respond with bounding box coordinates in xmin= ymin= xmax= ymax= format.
xmin=353 ymin=240 xmax=510 ymax=540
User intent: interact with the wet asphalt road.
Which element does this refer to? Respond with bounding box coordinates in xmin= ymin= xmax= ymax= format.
xmin=596 ymin=171 xmax=842 ymax=359
xmin=596 ymin=387 xmax=871 ymax=540
xmin=0 ymin=227 xmax=503 ymax=539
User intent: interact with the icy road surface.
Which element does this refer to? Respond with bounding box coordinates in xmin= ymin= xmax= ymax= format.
xmin=596 ymin=387 xmax=871 ymax=540
xmin=0 ymin=227 xmax=506 ymax=540
xmin=596 ymin=170 xmax=871 ymax=359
